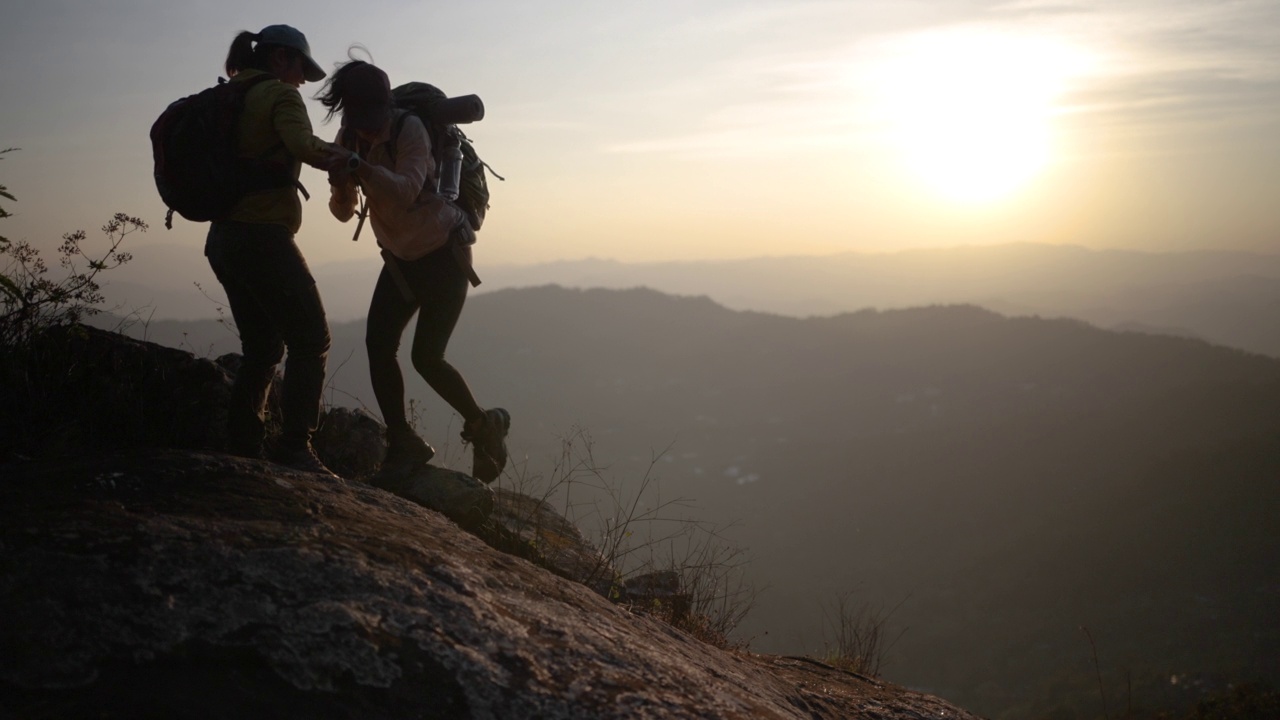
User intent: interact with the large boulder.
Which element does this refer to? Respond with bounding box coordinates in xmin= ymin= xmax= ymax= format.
xmin=314 ymin=406 xmax=387 ymax=479
xmin=371 ymin=462 xmax=496 ymax=530
xmin=0 ymin=449 xmax=982 ymax=720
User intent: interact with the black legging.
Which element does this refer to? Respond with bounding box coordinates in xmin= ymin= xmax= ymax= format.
xmin=365 ymin=244 xmax=482 ymax=435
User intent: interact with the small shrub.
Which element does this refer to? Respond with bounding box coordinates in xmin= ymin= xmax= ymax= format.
xmin=0 ymin=146 xmax=16 ymax=242
xmin=0 ymin=157 xmax=154 ymax=459
xmin=0 ymin=212 xmax=143 ymax=347
xmin=1188 ymin=681 xmax=1280 ymax=720
xmin=494 ymin=426 xmax=757 ymax=649
xmin=820 ymin=589 xmax=907 ymax=677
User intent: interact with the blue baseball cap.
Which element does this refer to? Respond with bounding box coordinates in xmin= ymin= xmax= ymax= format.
xmin=257 ymin=24 xmax=326 ymax=82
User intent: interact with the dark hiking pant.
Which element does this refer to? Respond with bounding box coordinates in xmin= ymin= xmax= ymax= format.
xmin=206 ymin=221 xmax=331 ymax=454
xmin=366 ymin=243 xmax=481 ymax=436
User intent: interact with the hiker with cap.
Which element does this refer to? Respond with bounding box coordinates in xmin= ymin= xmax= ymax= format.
xmin=317 ymin=59 xmax=510 ymax=483
xmin=204 ymin=25 xmax=348 ymax=477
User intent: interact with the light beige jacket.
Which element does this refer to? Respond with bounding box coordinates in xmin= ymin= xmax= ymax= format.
xmin=328 ymin=111 xmax=465 ymax=261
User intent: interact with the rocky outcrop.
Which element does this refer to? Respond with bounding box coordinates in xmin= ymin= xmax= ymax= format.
xmin=0 ymin=324 xmax=233 ymax=461
xmin=0 ymin=326 xmax=983 ymax=717
xmin=0 ymin=449 xmax=982 ymax=719
xmin=312 ymin=406 xmax=387 ymax=479
xmin=371 ymin=462 xmax=496 ymax=531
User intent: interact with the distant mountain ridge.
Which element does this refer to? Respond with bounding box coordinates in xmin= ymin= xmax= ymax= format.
xmin=476 ymin=245 xmax=1280 ymax=356
xmin=103 ymin=242 xmax=1280 ymax=357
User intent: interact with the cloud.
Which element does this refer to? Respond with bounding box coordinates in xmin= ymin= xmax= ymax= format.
xmin=1016 ymin=1 xmax=1280 ymax=131
xmin=597 ymin=1 xmax=1280 ymax=160
xmin=600 ymin=51 xmax=881 ymax=159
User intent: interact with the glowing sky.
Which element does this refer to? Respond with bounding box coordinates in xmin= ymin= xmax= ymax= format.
xmin=1 ymin=0 xmax=1278 ymax=265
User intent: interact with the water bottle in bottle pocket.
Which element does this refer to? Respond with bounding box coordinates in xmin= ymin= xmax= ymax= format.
xmin=437 ymin=128 xmax=463 ymax=201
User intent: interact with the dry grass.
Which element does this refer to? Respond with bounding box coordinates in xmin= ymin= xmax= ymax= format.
xmin=820 ymin=589 xmax=908 ymax=677
xmin=493 ymin=426 xmax=757 ymax=649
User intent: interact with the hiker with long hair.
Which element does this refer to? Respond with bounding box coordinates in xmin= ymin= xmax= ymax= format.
xmin=317 ymin=59 xmax=509 ymax=483
xmin=205 ymin=25 xmax=348 ymax=476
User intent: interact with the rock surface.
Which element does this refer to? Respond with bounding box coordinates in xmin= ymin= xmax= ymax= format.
xmin=487 ymin=489 xmax=620 ymax=596
xmin=313 ymin=406 xmax=387 ymax=479
xmin=0 ymin=449 xmax=983 ymax=720
xmin=371 ymin=462 xmax=496 ymax=531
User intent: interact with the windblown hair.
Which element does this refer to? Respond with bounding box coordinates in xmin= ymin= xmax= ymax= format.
xmin=223 ymin=31 xmax=294 ymax=77
xmin=314 ymin=48 xmax=378 ymax=123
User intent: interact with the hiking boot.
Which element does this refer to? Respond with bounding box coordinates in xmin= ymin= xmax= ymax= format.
xmin=383 ymin=427 xmax=436 ymax=472
xmin=462 ymin=408 xmax=509 ymax=484
xmin=273 ymin=444 xmax=341 ymax=479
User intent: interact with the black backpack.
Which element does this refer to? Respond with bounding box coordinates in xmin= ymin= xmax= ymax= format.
xmin=150 ymin=75 xmax=297 ymax=229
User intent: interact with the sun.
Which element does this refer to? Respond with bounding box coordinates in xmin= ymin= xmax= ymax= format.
xmin=871 ymin=28 xmax=1085 ymax=205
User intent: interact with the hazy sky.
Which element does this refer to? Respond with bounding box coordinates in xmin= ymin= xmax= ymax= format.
xmin=2 ymin=0 xmax=1278 ymax=266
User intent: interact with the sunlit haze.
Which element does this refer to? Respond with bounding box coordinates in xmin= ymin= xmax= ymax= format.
xmin=2 ymin=0 xmax=1278 ymax=266
xmin=870 ymin=28 xmax=1091 ymax=203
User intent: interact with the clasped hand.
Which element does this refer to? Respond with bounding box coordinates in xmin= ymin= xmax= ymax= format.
xmin=315 ymin=143 xmax=358 ymax=177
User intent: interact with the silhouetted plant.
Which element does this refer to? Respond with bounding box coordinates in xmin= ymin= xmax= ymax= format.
xmin=1080 ymin=625 xmax=1111 ymax=719
xmin=495 ymin=426 xmax=757 ymax=649
xmin=0 ymin=160 xmax=149 ymax=459
xmin=632 ymin=516 xmax=757 ymax=648
xmin=1187 ymin=681 xmax=1280 ymax=720
xmin=0 ymin=211 xmax=144 ymax=347
xmin=0 ymin=147 xmax=16 ymax=244
xmin=819 ymin=589 xmax=907 ymax=677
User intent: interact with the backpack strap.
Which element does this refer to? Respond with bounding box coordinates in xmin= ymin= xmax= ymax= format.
xmin=379 ymin=248 xmax=417 ymax=304
xmin=385 ymin=109 xmax=413 ymax=165
xmin=451 ymin=223 xmax=481 ymax=288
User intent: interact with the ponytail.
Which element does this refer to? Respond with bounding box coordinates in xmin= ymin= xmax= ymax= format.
xmin=224 ymin=31 xmax=259 ymax=77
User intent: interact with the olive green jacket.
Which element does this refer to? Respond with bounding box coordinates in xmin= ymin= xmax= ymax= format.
xmin=224 ymin=70 xmax=331 ymax=233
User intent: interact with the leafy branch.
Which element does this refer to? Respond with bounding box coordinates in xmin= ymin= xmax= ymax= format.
xmin=0 ymin=147 xmax=19 ymax=246
xmin=0 ymin=212 xmax=145 ymax=347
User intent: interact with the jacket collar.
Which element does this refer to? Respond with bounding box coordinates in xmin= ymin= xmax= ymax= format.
xmin=349 ymin=108 xmax=406 ymax=148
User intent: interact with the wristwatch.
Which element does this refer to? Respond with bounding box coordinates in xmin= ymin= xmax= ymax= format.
xmin=346 ymin=155 xmax=361 ymax=172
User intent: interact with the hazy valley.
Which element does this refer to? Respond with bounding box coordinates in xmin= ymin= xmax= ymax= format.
xmin=104 ymin=278 xmax=1280 ymax=719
